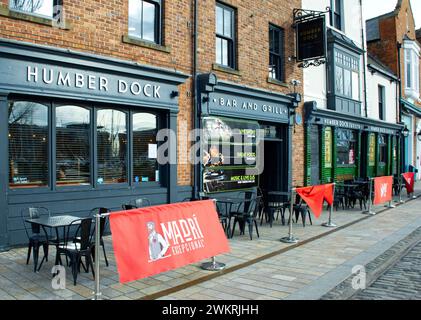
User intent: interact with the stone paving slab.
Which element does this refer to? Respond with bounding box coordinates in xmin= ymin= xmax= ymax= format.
xmin=0 ymin=185 xmax=420 ymax=300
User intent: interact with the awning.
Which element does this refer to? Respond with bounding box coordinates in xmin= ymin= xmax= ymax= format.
xmin=401 ymin=98 xmax=421 ymax=118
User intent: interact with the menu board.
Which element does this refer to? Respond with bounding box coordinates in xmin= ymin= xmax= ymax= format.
xmin=202 ymin=117 xmax=260 ymax=193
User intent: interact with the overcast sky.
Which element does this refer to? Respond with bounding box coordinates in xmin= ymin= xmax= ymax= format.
xmin=363 ymin=0 xmax=421 ymax=29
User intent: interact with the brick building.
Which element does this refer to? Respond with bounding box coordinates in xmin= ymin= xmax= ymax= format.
xmin=366 ymin=0 xmax=421 ymax=173
xmin=0 ymin=0 xmax=303 ymax=248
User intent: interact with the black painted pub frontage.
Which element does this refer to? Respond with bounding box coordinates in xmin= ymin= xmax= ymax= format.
xmin=196 ymin=73 xmax=299 ymax=200
xmin=0 ymin=39 xmax=189 ymax=249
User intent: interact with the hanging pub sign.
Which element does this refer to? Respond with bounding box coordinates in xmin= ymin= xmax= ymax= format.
xmin=296 ymin=16 xmax=326 ymax=62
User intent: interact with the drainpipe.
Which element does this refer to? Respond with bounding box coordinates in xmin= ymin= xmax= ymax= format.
xmin=359 ymin=0 xmax=368 ymax=118
xmin=397 ymin=41 xmax=404 ymax=173
xmin=192 ymin=0 xmax=199 ymax=199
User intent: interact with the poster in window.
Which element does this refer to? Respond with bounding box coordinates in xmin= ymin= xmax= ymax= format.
xmin=324 ymin=128 xmax=332 ymax=168
xmin=349 ymin=149 xmax=355 ymax=165
xmin=369 ymin=134 xmax=376 ymax=166
xmin=202 ymin=117 xmax=260 ymax=193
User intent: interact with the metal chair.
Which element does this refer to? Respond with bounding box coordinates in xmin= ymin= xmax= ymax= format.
xmin=230 ymin=196 xmax=261 ymax=240
xmin=21 ymin=207 xmax=56 ymax=272
xmin=132 ymin=198 xmax=151 ymax=208
xmin=55 ymin=218 xmax=94 ymax=286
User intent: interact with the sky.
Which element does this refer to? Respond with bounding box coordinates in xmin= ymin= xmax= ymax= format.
xmin=363 ymin=0 xmax=421 ymax=29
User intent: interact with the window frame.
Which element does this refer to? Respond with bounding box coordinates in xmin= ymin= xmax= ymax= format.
xmin=96 ymin=108 xmax=130 ymax=187
xmin=268 ymin=23 xmax=285 ymax=82
xmin=330 ymin=0 xmax=344 ymax=31
xmin=8 ymin=0 xmax=61 ymax=19
xmin=333 ymin=49 xmax=360 ymax=100
xmin=336 ymin=128 xmax=357 ymax=167
xmin=378 ymin=85 xmax=385 ymax=121
xmin=378 ymin=134 xmax=388 ymax=165
xmin=7 ymin=97 xmax=166 ymax=193
xmin=8 ymin=100 xmax=51 ymax=191
xmin=215 ymin=2 xmax=236 ymax=69
xmin=128 ymin=0 xmax=163 ymax=45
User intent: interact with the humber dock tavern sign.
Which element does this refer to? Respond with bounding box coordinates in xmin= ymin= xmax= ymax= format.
xmin=26 ymin=66 xmax=162 ymax=98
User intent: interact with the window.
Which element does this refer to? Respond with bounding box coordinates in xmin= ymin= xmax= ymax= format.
xmin=378 ymin=85 xmax=385 ymax=120
xmin=336 ymin=129 xmax=357 ymax=166
xmin=269 ymin=24 xmax=284 ymax=81
xmin=128 ymin=0 xmax=162 ymax=44
xmin=97 ymin=109 xmax=128 ymax=184
xmin=331 ymin=0 xmax=343 ymax=31
xmin=9 ymin=0 xmax=58 ymax=18
xmin=406 ymin=50 xmax=412 ymax=89
xmin=216 ymin=2 xmax=235 ymax=68
xmin=133 ymin=113 xmax=158 ymax=183
xmin=56 ymin=105 xmax=91 ymax=186
xmin=8 ymin=101 xmax=48 ymax=188
xmin=379 ymin=135 xmax=387 ymax=164
xmin=404 ymin=44 xmax=420 ymax=99
xmin=334 ymin=50 xmax=359 ymax=99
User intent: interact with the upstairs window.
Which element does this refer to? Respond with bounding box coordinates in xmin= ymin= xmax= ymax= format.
xmin=378 ymin=85 xmax=385 ymax=121
xmin=334 ymin=50 xmax=360 ymax=100
xmin=269 ymin=24 xmax=284 ymax=81
xmin=9 ymin=0 xmax=59 ymax=18
xmin=404 ymin=44 xmax=420 ymax=100
xmin=330 ymin=0 xmax=343 ymax=31
xmin=215 ymin=2 xmax=236 ymax=68
xmin=128 ymin=0 xmax=162 ymax=44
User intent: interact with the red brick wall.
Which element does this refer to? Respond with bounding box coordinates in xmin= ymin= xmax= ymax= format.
xmin=0 ymin=0 xmax=304 ymax=187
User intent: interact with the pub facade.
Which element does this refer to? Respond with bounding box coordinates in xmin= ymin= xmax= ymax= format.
xmin=302 ymin=0 xmax=404 ymax=185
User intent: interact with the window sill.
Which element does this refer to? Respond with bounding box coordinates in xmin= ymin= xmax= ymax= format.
xmin=267 ymin=77 xmax=289 ymax=88
xmin=0 ymin=5 xmax=71 ymax=29
xmin=122 ymin=35 xmax=171 ymax=53
xmin=212 ymin=64 xmax=241 ymax=76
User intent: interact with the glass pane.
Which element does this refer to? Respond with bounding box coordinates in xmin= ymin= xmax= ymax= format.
xmin=222 ymin=38 xmax=228 ymax=66
xmin=223 ymin=8 xmax=232 ymax=37
xmin=142 ymin=0 xmax=156 ymax=42
xmin=133 ymin=113 xmax=158 ymax=183
xmin=216 ymin=5 xmax=223 ymax=34
xmin=335 ymin=66 xmax=343 ymax=95
xmin=10 ymin=0 xmax=53 ymax=17
xmin=56 ymin=106 xmax=90 ymax=186
xmin=271 ymin=28 xmax=280 ymax=53
xmin=352 ymin=71 xmax=360 ymax=100
xmin=344 ymin=69 xmax=351 ymax=97
xmin=97 ymin=110 xmax=127 ymax=184
xmin=216 ymin=37 xmax=222 ymax=65
xmin=128 ymin=0 xmax=142 ymax=37
xmin=8 ymin=101 xmax=48 ymax=188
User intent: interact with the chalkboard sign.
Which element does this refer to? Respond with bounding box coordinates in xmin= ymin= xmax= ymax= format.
xmin=202 ymin=117 xmax=260 ymax=193
xmin=296 ymin=16 xmax=326 ymax=62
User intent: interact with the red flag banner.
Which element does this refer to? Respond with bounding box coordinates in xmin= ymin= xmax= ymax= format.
xmin=402 ymin=172 xmax=415 ymax=194
xmin=109 ymin=200 xmax=230 ymax=283
xmin=295 ymin=184 xmax=334 ymax=219
xmin=373 ymin=176 xmax=393 ymax=205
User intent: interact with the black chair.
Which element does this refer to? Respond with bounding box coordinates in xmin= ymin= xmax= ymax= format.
xmin=230 ymin=196 xmax=261 ymax=240
xmin=286 ymin=194 xmax=312 ymax=227
xmin=88 ymin=208 xmax=110 ymax=267
xmin=132 ymin=198 xmax=151 ymax=208
xmin=122 ymin=204 xmax=137 ymax=210
xmin=21 ymin=207 xmax=57 ymax=272
xmin=55 ymin=218 xmax=94 ymax=286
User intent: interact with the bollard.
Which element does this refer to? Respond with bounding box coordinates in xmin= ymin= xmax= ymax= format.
xmin=322 ymin=183 xmax=337 ymax=228
xmin=281 ymin=188 xmax=299 ymax=244
xmin=93 ymin=212 xmax=102 ymax=300
xmin=201 ymin=199 xmax=226 ymax=271
xmin=363 ymin=178 xmax=376 ymax=215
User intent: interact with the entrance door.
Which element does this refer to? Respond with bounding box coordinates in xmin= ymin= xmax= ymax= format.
xmin=360 ymin=132 xmax=368 ymax=178
xmin=261 ymin=140 xmax=282 ymax=192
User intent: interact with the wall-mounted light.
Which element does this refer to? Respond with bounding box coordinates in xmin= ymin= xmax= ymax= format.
xmin=402 ymin=126 xmax=410 ymax=138
xmin=417 ymin=130 xmax=421 ymax=142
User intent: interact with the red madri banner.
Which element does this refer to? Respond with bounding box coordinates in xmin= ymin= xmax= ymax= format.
xmin=295 ymin=184 xmax=334 ymax=218
xmin=373 ymin=176 xmax=393 ymax=205
xmin=402 ymin=172 xmax=415 ymax=194
xmin=109 ymin=200 xmax=230 ymax=283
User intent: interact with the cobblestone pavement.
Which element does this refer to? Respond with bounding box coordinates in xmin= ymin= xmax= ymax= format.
xmin=0 ymin=186 xmax=420 ymax=300
xmin=351 ymin=241 xmax=421 ymax=300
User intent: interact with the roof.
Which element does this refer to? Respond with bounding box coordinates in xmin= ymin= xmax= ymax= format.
xmin=327 ymin=29 xmax=364 ymax=54
xmin=367 ymin=53 xmax=398 ymax=80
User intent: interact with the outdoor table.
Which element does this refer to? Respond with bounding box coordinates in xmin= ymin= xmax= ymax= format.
xmin=266 ymin=191 xmax=290 ymax=227
xmin=215 ymin=197 xmax=254 ymax=238
xmin=25 ymin=215 xmax=82 ymax=271
xmin=336 ymin=183 xmax=363 ymax=209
